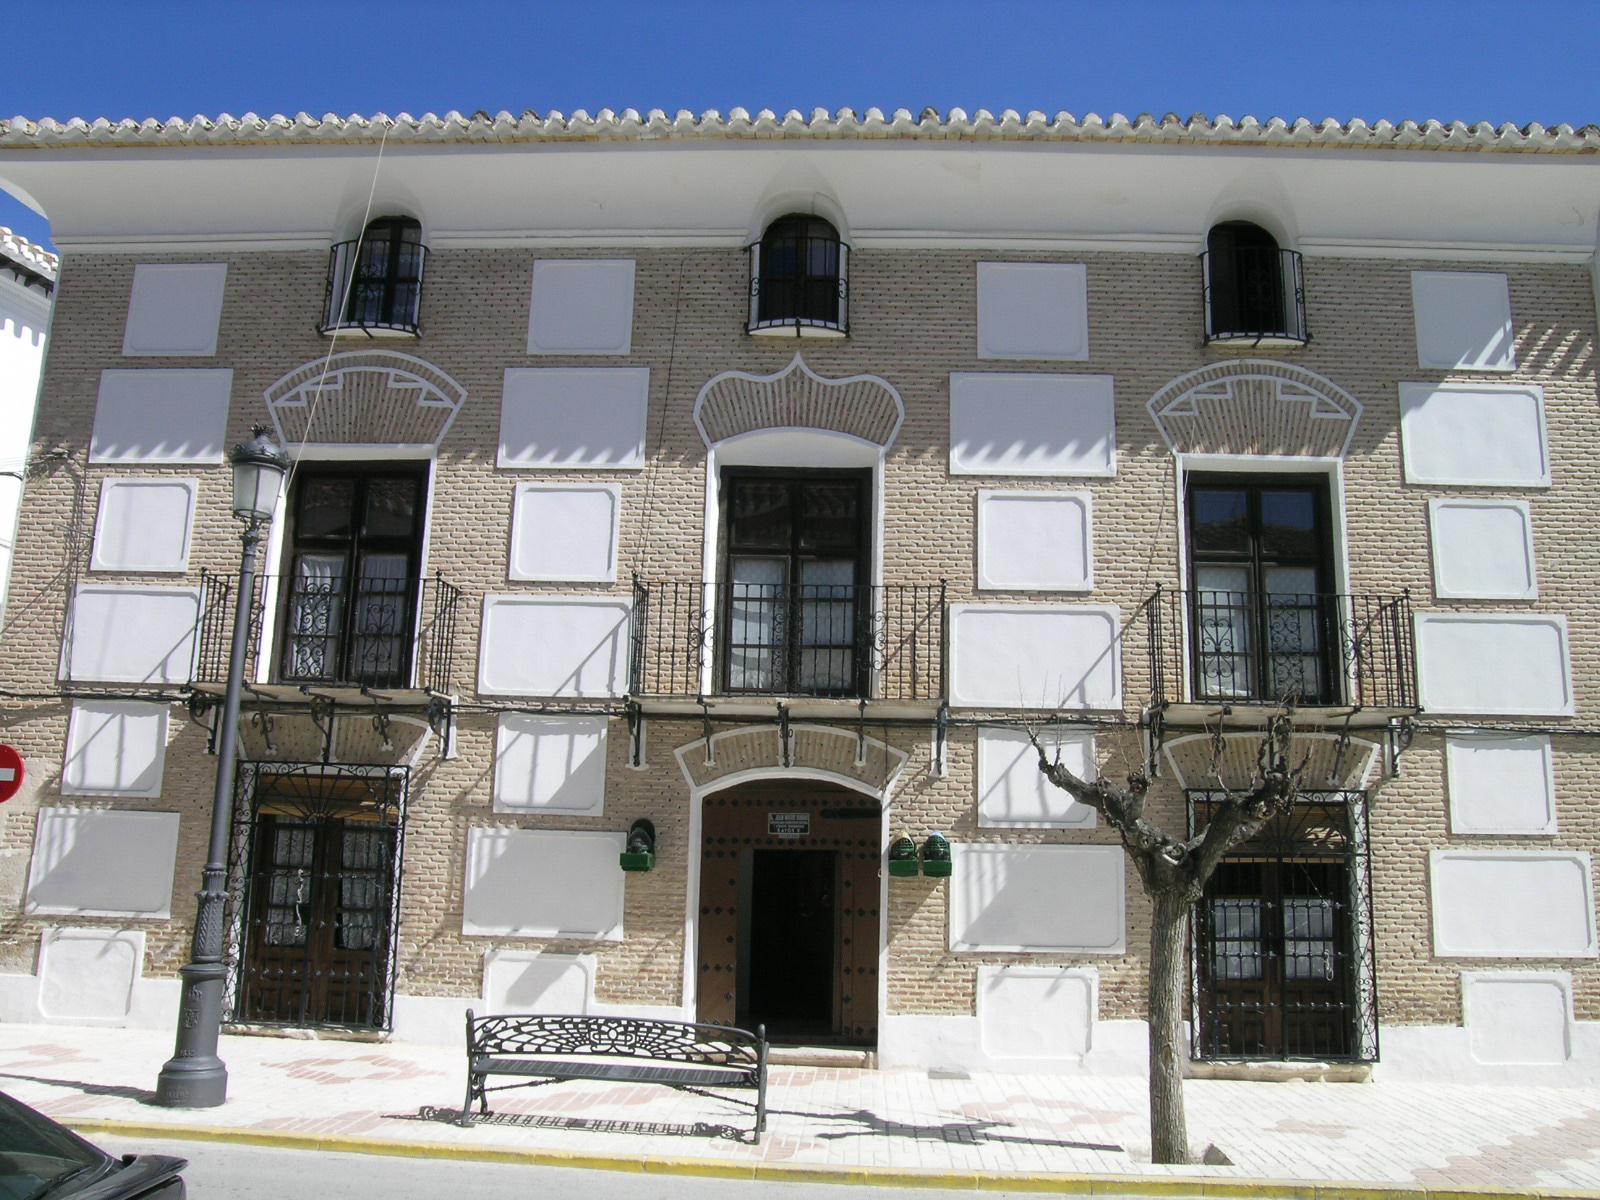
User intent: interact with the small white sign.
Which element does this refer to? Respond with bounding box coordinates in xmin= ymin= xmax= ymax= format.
xmin=768 ymin=812 xmax=810 ymax=838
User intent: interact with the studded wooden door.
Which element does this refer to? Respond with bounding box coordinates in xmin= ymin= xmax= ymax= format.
xmin=696 ymin=780 xmax=880 ymax=1045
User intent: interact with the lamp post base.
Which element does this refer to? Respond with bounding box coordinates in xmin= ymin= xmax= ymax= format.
xmin=153 ymin=1055 xmax=228 ymax=1108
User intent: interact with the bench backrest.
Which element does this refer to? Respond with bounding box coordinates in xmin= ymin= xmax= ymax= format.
xmin=467 ymin=1012 xmax=764 ymax=1070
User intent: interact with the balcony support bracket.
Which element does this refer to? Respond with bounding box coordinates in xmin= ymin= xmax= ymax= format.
xmin=424 ymin=695 xmax=454 ymax=756
xmin=250 ymin=709 xmax=277 ymax=755
xmin=699 ymin=697 xmax=715 ymax=767
xmin=1144 ymin=705 xmax=1167 ymax=779
xmin=626 ymin=700 xmax=645 ymax=769
xmin=777 ymin=703 xmax=792 ymax=768
xmin=934 ymin=703 xmax=948 ymax=775
xmin=1387 ymin=716 xmax=1417 ymax=779
xmin=302 ymin=690 xmax=336 ymax=765
xmin=856 ymin=698 xmax=868 ymax=767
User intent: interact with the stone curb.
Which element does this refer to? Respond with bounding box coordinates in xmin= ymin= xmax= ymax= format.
xmin=62 ymin=1117 xmax=1585 ymax=1200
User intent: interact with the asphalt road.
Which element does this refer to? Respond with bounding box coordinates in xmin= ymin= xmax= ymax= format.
xmin=93 ymin=1134 xmax=1040 ymax=1199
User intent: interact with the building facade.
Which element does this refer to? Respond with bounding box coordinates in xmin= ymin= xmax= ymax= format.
xmin=0 ymin=108 xmax=1596 ymax=1084
xmin=0 ymin=228 xmax=55 ymax=615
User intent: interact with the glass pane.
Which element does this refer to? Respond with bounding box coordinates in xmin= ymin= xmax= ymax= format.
xmin=362 ymin=479 xmax=418 ymax=538
xmin=1195 ymin=565 xmax=1253 ymax=698
xmin=1190 ymin=489 xmax=1248 ymax=554
xmin=728 ymin=482 xmax=791 ymax=549
xmin=798 ymin=483 xmax=860 ymax=552
xmin=1284 ymin=939 xmax=1335 ymax=981
xmin=1284 ymin=898 xmax=1334 ymax=939
xmin=1261 ymin=490 xmax=1319 ymax=558
xmin=287 ymin=554 xmax=346 ymax=679
xmin=350 ymin=555 xmax=409 ymax=683
xmin=1264 ymin=568 xmax=1322 ymax=699
xmin=297 ymin=479 xmax=353 ymax=539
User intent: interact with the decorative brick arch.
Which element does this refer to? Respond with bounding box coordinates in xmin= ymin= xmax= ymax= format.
xmin=1146 ymin=361 xmax=1363 ymax=458
xmin=1162 ymin=730 xmax=1379 ymax=792
xmin=674 ymin=724 xmax=908 ymax=800
xmin=694 ymin=353 xmax=903 ymax=449
xmin=264 ymin=350 xmax=466 ymax=448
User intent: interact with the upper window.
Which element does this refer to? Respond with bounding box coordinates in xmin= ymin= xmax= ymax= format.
xmin=747 ymin=215 xmax=848 ymax=337
xmin=1202 ymin=222 xmax=1307 ymax=346
xmin=1187 ymin=474 xmax=1335 ymax=704
xmin=320 ymin=216 xmax=427 ymax=337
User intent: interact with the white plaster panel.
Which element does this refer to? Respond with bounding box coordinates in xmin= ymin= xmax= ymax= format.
xmin=527 ymin=259 xmax=636 ymax=355
xmin=462 ymin=828 xmax=626 ymax=939
xmin=1463 ymin=972 xmax=1571 ymax=1065
xmin=1411 ymin=270 xmax=1516 ymax=371
xmin=477 ymin=597 xmax=631 ymax=697
xmin=61 ymin=700 xmax=169 ymax=798
xmin=122 ymin=262 xmax=228 ymax=356
xmin=89 ymin=369 xmax=232 ymax=464
xmin=1429 ymin=499 xmax=1537 ymax=600
xmin=1416 ymin=613 xmax=1571 ymax=716
xmin=1446 ymin=734 xmax=1556 ymax=835
xmin=976 ymin=262 xmax=1089 ymax=361
xmin=64 ymin=585 xmax=201 ymax=684
xmin=978 ymin=966 xmax=1097 ymax=1060
xmin=949 ymin=605 xmax=1122 ymax=710
xmin=484 ymin=951 xmax=595 ymax=1014
xmin=950 ymin=373 xmax=1116 ymax=477
xmin=90 ymin=478 xmax=197 ymax=573
xmin=37 ymin=929 xmax=143 ymax=1023
xmin=976 ymin=490 xmax=1092 ymax=591
xmin=498 ymin=368 xmax=649 ymax=469
xmin=1399 ymin=383 xmax=1548 ymax=487
xmin=25 ymin=808 xmax=181 ymax=918
xmin=977 ymin=727 xmax=1096 ymax=828
xmin=493 ymin=714 xmax=607 ymax=814
xmin=509 ymin=483 xmax=621 ymax=582
xmin=950 ymin=844 xmax=1125 ymax=952
xmin=1430 ymin=851 xmax=1596 ymax=958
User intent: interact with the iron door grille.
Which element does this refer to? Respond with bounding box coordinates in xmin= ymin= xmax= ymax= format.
xmin=225 ymin=762 xmax=410 ymax=1032
xmin=1187 ymin=789 xmax=1377 ymax=1063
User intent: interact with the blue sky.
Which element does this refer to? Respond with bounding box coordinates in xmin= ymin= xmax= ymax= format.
xmin=3 ymin=0 xmax=1596 ymax=251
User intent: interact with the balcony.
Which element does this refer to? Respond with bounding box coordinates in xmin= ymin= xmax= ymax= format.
xmin=194 ymin=570 xmax=462 ymax=697
xmin=747 ymin=235 xmax=849 ymax=337
xmin=318 ymin=237 xmax=428 ymax=337
xmin=1202 ymin=246 xmax=1307 ymax=346
xmin=630 ymin=578 xmax=944 ymax=707
xmin=1145 ymin=585 xmax=1416 ymax=726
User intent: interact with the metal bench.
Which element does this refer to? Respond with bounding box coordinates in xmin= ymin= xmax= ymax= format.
xmin=460 ymin=1010 xmax=769 ymax=1141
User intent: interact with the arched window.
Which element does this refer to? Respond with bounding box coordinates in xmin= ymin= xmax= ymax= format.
xmin=748 ymin=214 xmax=848 ymax=336
xmin=321 ymin=216 xmax=428 ymax=336
xmin=1203 ymin=221 xmax=1306 ymax=345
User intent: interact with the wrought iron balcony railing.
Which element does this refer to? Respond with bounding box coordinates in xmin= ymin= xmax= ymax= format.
xmin=1202 ymin=246 xmax=1307 ymax=344
xmin=747 ymin=236 xmax=849 ymax=335
xmin=630 ymin=578 xmax=944 ymax=702
xmin=318 ymin=237 xmax=428 ymax=336
xmin=196 ymin=570 xmax=461 ymax=693
xmin=1145 ymin=585 xmax=1415 ymax=712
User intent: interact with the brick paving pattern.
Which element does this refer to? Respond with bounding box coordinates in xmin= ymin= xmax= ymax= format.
xmin=0 ymin=1025 xmax=1595 ymax=1192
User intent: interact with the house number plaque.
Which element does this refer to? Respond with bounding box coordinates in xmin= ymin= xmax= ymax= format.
xmin=768 ymin=812 xmax=810 ymax=838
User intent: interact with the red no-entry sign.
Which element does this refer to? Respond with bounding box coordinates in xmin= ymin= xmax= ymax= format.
xmin=0 ymin=746 xmax=23 ymax=804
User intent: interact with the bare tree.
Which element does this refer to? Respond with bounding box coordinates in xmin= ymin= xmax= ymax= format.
xmin=1031 ymin=713 xmax=1305 ymax=1165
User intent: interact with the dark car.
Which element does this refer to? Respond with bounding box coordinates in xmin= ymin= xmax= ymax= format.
xmin=0 ymin=1091 xmax=184 ymax=1200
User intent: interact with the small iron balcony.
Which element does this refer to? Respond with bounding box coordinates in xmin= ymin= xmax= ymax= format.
xmin=630 ymin=578 xmax=944 ymax=702
xmin=318 ymin=237 xmax=428 ymax=337
xmin=196 ymin=570 xmax=462 ymax=693
xmin=1202 ymin=246 xmax=1308 ymax=345
xmin=1145 ymin=585 xmax=1416 ymax=718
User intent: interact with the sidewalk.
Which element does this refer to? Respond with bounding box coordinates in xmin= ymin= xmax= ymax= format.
xmin=0 ymin=1023 xmax=1595 ymax=1196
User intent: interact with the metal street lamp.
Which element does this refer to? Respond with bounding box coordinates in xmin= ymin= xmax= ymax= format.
xmin=155 ymin=425 xmax=289 ymax=1108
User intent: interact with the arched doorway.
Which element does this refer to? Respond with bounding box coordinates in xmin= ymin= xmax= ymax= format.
xmin=696 ymin=778 xmax=880 ymax=1046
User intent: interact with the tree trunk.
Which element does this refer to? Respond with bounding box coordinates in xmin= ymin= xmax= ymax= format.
xmin=1147 ymin=887 xmax=1190 ymax=1164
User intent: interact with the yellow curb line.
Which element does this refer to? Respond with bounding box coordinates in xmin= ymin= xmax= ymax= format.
xmin=60 ymin=1118 xmax=1568 ymax=1200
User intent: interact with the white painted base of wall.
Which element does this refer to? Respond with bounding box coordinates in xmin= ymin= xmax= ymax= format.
xmin=1373 ymin=1023 xmax=1600 ymax=1087
xmin=0 ymin=971 xmax=179 ymax=1030
xmin=878 ymin=1014 xmax=1149 ymax=1076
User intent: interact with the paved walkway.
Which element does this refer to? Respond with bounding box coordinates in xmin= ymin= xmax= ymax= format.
xmin=0 ymin=1024 xmax=1595 ymax=1196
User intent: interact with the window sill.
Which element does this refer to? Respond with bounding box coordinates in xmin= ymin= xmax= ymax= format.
xmin=1203 ymin=332 xmax=1309 ymax=350
xmin=319 ymin=323 xmax=422 ymax=339
xmin=747 ymin=320 xmax=847 ymax=339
